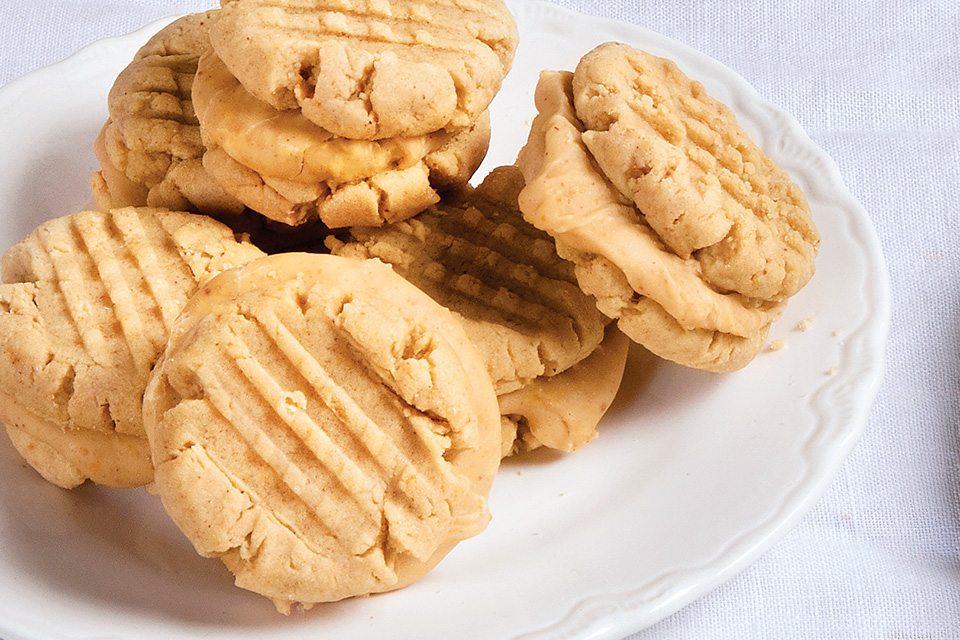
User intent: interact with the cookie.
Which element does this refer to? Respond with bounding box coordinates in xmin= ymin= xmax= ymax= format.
xmin=93 ymin=123 xmax=244 ymax=217
xmin=142 ymin=253 xmax=501 ymax=611
xmin=91 ymin=12 xmax=244 ymax=217
xmin=326 ymin=166 xmax=609 ymax=396
xmin=516 ymin=69 xmax=785 ymax=372
xmin=202 ymin=122 xmax=489 ymax=228
xmin=194 ymin=51 xmax=460 ymax=185
xmin=499 ymin=325 xmax=629 ymax=458
xmin=0 ymin=207 xmax=266 ymax=488
xmin=209 ymin=0 xmax=518 ymax=140
xmin=193 ymin=51 xmax=490 ymax=227
xmin=572 ymin=42 xmax=819 ymax=301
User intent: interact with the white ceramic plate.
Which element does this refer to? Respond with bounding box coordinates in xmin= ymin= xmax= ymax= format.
xmin=0 ymin=2 xmax=889 ymax=639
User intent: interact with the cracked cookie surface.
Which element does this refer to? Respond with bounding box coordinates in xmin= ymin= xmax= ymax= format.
xmin=193 ymin=51 xmax=490 ymax=227
xmin=91 ymin=12 xmax=244 ymax=217
xmin=142 ymin=253 xmax=501 ymax=611
xmin=327 ymin=166 xmax=608 ymax=396
xmin=0 ymin=207 xmax=266 ymax=488
xmin=517 ymin=69 xmax=786 ymax=372
xmin=572 ymin=42 xmax=819 ymax=302
xmin=209 ymin=0 xmax=517 ymax=140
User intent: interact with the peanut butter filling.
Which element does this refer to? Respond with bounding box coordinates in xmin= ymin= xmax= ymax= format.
xmin=193 ymin=52 xmax=455 ymax=185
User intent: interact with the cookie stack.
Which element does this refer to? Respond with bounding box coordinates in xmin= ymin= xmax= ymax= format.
xmin=192 ymin=0 xmax=517 ymax=229
xmin=0 ymin=3 xmax=821 ymax=616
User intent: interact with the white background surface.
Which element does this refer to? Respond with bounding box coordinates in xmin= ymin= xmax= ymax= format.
xmin=0 ymin=1 xmax=956 ymax=638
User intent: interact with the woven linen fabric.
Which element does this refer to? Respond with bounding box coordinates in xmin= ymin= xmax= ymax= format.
xmin=0 ymin=1 xmax=957 ymax=638
xmin=586 ymin=2 xmax=960 ymax=638
xmin=606 ymin=2 xmax=960 ymax=638
xmin=0 ymin=1 xmax=218 ymax=87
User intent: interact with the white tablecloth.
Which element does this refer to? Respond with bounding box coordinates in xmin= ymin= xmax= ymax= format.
xmin=0 ymin=1 xmax=957 ymax=638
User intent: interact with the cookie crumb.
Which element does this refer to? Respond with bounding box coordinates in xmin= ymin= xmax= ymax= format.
xmin=767 ymin=339 xmax=787 ymax=352
xmin=796 ymin=315 xmax=816 ymax=332
xmin=826 ymin=366 xmax=839 ymax=376
xmin=832 ymin=329 xmax=843 ymax=337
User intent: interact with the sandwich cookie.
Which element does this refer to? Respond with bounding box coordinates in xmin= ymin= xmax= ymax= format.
xmin=572 ymin=42 xmax=819 ymax=301
xmin=142 ymin=253 xmax=502 ymax=611
xmin=516 ymin=57 xmax=817 ymax=372
xmin=209 ymin=0 xmax=518 ymax=140
xmin=0 ymin=207 xmax=266 ymax=488
xmin=193 ymin=51 xmax=490 ymax=228
xmin=499 ymin=324 xmax=629 ymax=458
xmin=326 ymin=166 xmax=612 ymax=454
xmin=91 ymin=12 xmax=244 ymax=218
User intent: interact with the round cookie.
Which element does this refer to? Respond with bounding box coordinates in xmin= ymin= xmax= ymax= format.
xmin=193 ymin=51 xmax=490 ymax=227
xmin=326 ymin=166 xmax=609 ymax=396
xmin=516 ymin=69 xmax=786 ymax=372
xmin=91 ymin=12 xmax=244 ymax=217
xmin=571 ymin=42 xmax=819 ymax=302
xmin=499 ymin=325 xmax=629 ymax=458
xmin=0 ymin=207 xmax=266 ymax=488
xmin=208 ymin=0 xmax=518 ymax=140
xmin=93 ymin=123 xmax=244 ymax=217
xmin=142 ymin=253 xmax=502 ymax=611
xmin=193 ymin=52 xmax=461 ymax=185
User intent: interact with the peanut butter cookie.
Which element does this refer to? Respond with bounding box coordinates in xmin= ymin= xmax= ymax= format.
xmin=143 ymin=253 xmax=501 ymax=611
xmin=517 ymin=69 xmax=790 ymax=371
xmin=209 ymin=0 xmax=518 ymax=140
xmin=91 ymin=12 xmax=244 ymax=218
xmin=193 ymin=51 xmax=490 ymax=227
xmin=0 ymin=207 xmax=265 ymax=488
xmin=326 ymin=166 xmax=609 ymax=396
xmin=572 ymin=42 xmax=819 ymax=301
xmin=499 ymin=325 xmax=629 ymax=458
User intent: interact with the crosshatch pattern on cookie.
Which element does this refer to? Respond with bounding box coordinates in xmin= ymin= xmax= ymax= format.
xmin=109 ymin=50 xmax=200 ymax=149
xmin=156 ymin=305 xmax=474 ymax=536
xmin=0 ymin=208 xmax=266 ymax=436
xmin=106 ymin=13 xmax=213 ymax=174
xmin=574 ymin=43 xmax=818 ymax=302
xmin=145 ymin=254 xmax=499 ymax=610
xmin=327 ymin=168 xmax=608 ymax=393
xmin=210 ymin=0 xmax=518 ymax=139
xmin=94 ymin=12 xmax=247 ymax=217
xmin=516 ymin=69 xmax=786 ymax=372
